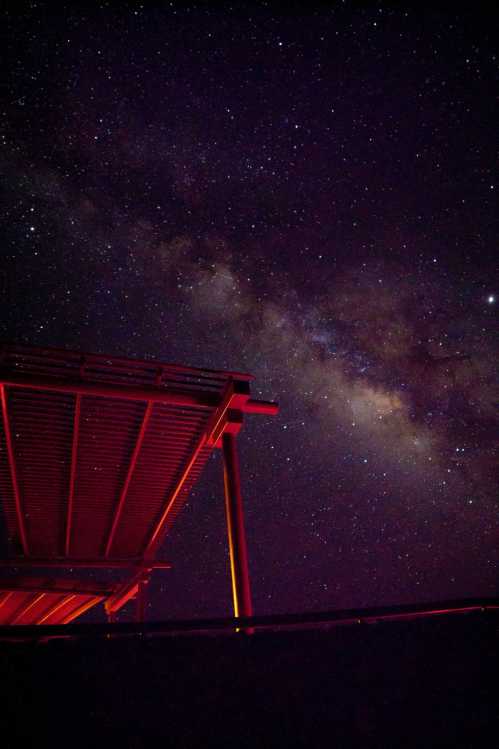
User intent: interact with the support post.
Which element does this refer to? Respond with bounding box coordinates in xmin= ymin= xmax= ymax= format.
xmin=222 ymin=432 xmax=253 ymax=628
xmin=105 ymin=607 xmax=116 ymax=640
xmin=136 ymin=578 xmax=147 ymax=623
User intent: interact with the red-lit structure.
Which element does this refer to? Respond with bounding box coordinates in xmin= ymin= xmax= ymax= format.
xmin=0 ymin=344 xmax=278 ymax=625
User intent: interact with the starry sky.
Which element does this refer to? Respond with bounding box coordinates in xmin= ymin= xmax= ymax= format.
xmin=1 ymin=2 xmax=498 ymax=620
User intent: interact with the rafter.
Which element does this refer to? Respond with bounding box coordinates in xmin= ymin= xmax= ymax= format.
xmin=65 ymin=393 xmax=81 ymax=555
xmin=0 ymin=372 xmax=217 ymax=409
xmin=0 ymin=369 xmax=277 ymax=414
xmin=37 ymin=594 xmax=76 ymax=624
xmin=0 ymin=591 xmax=13 ymax=612
xmin=0 ymin=385 xmax=28 ymax=554
xmin=11 ymin=592 xmax=46 ymax=624
xmin=0 ymin=558 xmax=171 ymax=569
xmin=105 ymin=401 xmax=153 ymax=557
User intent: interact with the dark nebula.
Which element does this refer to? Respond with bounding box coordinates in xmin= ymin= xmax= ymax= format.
xmin=1 ymin=2 xmax=498 ymax=619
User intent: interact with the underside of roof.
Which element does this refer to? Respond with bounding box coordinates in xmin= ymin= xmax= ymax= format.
xmin=0 ymin=577 xmax=115 ymax=625
xmin=0 ymin=344 xmax=277 ymax=625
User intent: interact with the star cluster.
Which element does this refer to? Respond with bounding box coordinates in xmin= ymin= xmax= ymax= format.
xmin=1 ymin=2 xmax=498 ymax=618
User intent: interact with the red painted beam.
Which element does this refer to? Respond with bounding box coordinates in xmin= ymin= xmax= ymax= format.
xmin=0 ymin=581 xmax=115 ymax=596
xmin=11 ymin=592 xmax=46 ymax=625
xmin=0 ymin=371 xmax=218 ymax=408
xmin=105 ymin=401 xmax=154 ymax=557
xmin=1 ymin=342 xmax=254 ymax=381
xmin=0 ymin=558 xmax=171 ymax=569
xmin=0 ymin=370 xmax=278 ymax=415
xmin=0 ymin=385 xmax=29 ymax=554
xmin=244 ymin=399 xmax=279 ymax=415
xmin=65 ymin=393 xmax=81 ymax=555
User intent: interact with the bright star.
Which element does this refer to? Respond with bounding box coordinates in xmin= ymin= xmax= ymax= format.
xmin=487 ymin=295 xmax=495 ymax=304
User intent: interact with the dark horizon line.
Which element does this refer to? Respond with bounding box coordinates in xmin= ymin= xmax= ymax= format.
xmin=1 ymin=595 xmax=498 ymax=641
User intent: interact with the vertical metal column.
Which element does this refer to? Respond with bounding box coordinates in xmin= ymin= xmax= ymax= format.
xmin=222 ymin=432 xmax=253 ymax=623
xmin=136 ymin=578 xmax=147 ymax=623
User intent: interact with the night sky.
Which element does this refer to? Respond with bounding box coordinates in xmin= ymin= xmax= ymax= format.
xmin=1 ymin=2 xmax=498 ymax=620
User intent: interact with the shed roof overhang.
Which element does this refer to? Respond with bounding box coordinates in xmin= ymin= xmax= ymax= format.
xmin=0 ymin=344 xmax=278 ymax=624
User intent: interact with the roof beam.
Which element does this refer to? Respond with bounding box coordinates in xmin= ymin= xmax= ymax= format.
xmin=0 ymin=385 xmax=29 ymax=554
xmin=105 ymin=401 xmax=154 ymax=557
xmin=0 ymin=582 xmax=114 ymax=595
xmin=2 ymin=342 xmax=253 ymax=381
xmin=0 ymin=370 xmax=277 ymax=414
xmin=0 ymin=371 xmax=218 ymax=408
xmin=11 ymin=592 xmax=46 ymax=624
xmin=0 ymin=558 xmax=171 ymax=569
xmin=244 ymin=399 xmax=279 ymax=415
xmin=65 ymin=393 xmax=81 ymax=555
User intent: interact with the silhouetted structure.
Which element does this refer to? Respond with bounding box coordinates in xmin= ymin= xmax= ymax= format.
xmin=0 ymin=344 xmax=277 ymax=625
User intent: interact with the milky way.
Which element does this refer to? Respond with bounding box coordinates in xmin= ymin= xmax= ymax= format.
xmin=1 ymin=3 xmax=498 ymax=618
